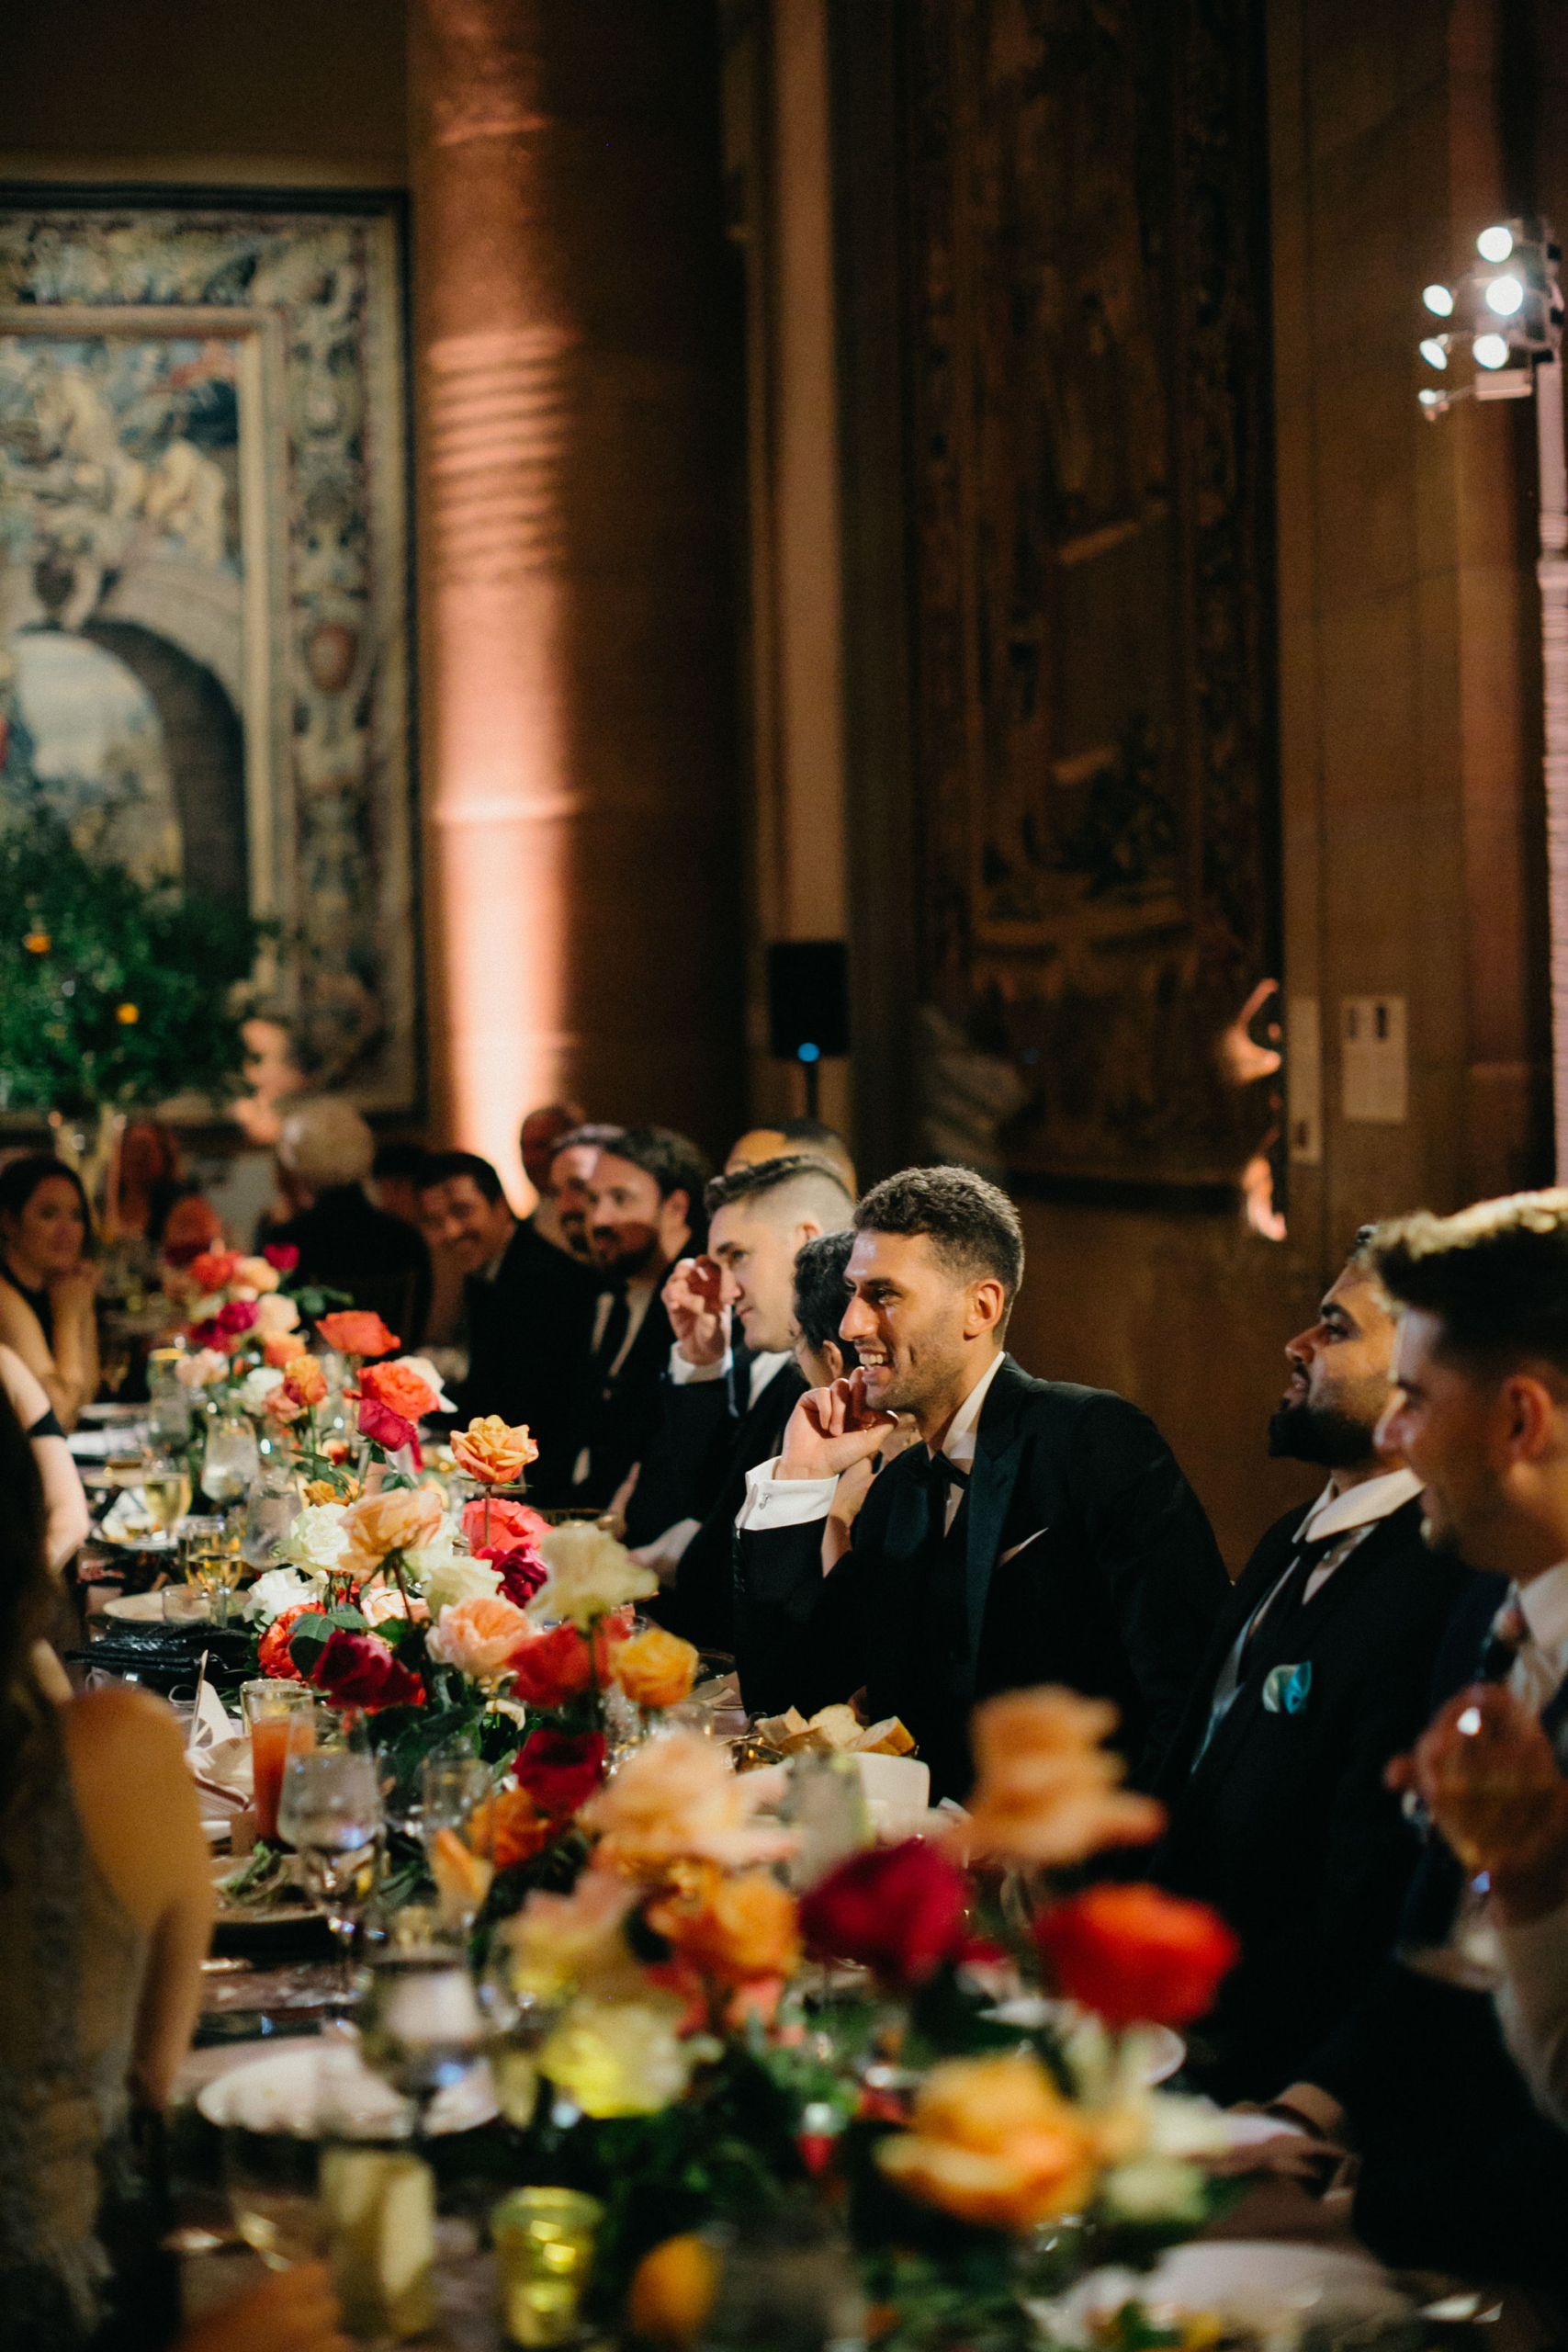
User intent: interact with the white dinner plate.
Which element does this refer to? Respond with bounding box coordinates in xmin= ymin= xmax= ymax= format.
xmin=99 ymin=1589 xmax=170 ymax=1622
xmin=197 ymin=2041 xmax=498 ymax=2137
xmin=1034 ymin=2241 xmax=1407 ymax=2348
xmin=982 ymin=1997 xmax=1185 ymax=2085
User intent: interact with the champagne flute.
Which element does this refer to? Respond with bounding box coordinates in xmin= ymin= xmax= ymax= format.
xmin=141 ymin=1453 xmax=192 ymax=1534
xmin=277 ymin=1706 xmax=383 ymax=1996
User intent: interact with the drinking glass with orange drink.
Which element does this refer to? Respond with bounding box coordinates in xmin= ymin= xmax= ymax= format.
xmin=243 ymin=1680 xmax=318 ymax=1844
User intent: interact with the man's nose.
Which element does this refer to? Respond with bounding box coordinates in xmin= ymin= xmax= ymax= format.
xmin=840 ymin=1292 xmax=874 ymax=1341
xmin=1284 ymin=1325 xmax=1318 ymax=1370
xmin=718 ymin=1267 xmax=741 ymax=1306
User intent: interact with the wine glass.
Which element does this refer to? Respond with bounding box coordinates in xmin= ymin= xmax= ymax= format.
xmin=202 ymin=1415 xmax=261 ymax=1508
xmin=277 ymin=1706 xmax=383 ymax=1995
xmin=141 ymin=1453 xmax=192 ymax=1535
xmin=356 ymin=1907 xmax=489 ymax=2148
xmin=242 ymin=1468 xmax=302 ymax=1567
xmin=420 ymin=1753 xmax=495 ymax=1929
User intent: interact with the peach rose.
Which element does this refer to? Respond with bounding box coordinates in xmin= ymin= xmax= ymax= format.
xmin=338 ymin=1485 xmax=446 ymax=1577
xmin=953 ymin=1687 xmax=1164 ymax=1868
xmin=232 ymin=1255 xmax=281 ymax=1293
xmin=482 ymin=1786 xmax=558 ymax=1871
xmin=426 ymin=1593 xmax=535 ymax=1679
xmin=284 ymin=1354 xmax=329 ymax=1409
xmin=581 ymin=1732 xmax=796 ymax=1877
xmin=254 ymin=1292 xmax=301 ymax=1336
xmin=876 ymin=2053 xmax=1100 ymax=2232
xmin=452 ymin=1415 xmax=539 ymax=1485
xmin=612 ymin=1626 xmax=699 ymax=1712
xmin=264 ymin=1329 xmax=310 ymax=1365
xmin=648 ymin=1867 xmax=800 ymax=1984
xmin=316 ymin=1309 xmax=399 ymax=1359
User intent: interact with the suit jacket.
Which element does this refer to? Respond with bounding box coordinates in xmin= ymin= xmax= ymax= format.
xmin=733 ymin=1355 xmax=1228 ymax=1800
xmin=1145 ymin=1495 xmax=1474 ymax=2100
xmin=270 ymin=1184 xmax=431 ymax=1344
xmin=458 ymin=1218 xmax=597 ymax=1504
xmin=571 ymin=1289 xmax=678 ymax=1510
xmin=1303 ymin=1571 xmax=1568 ymax=2294
xmin=652 ymin=1355 xmax=808 ymax=1654
xmin=623 ymin=1344 xmax=756 ymax=1549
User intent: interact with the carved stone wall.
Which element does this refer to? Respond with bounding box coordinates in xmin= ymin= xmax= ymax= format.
xmin=904 ymin=0 xmax=1278 ymax=1188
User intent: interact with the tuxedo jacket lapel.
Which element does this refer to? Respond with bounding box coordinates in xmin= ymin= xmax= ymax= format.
xmin=963 ymin=1363 xmax=1030 ymax=1692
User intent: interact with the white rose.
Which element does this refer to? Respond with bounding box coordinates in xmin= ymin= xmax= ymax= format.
xmin=419 ymin=1553 xmax=503 ymax=1613
xmin=175 ymin=1348 xmax=229 ymax=1389
xmin=536 ymin=1522 xmax=657 ymax=1630
xmin=254 ymin=1293 xmax=301 ymax=1335
xmin=276 ymin=1501 xmax=350 ymax=1575
xmin=243 ymin=1566 xmax=324 ymax=1625
xmin=239 ymin=1365 xmax=285 ymax=1414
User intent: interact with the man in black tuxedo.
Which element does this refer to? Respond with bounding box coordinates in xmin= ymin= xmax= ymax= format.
xmin=629 ymin=1155 xmax=854 ymax=1647
xmin=733 ymin=1165 xmax=1227 ymax=1800
xmin=569 ymin=1127 xmax=710 ymax=1510
xmin=1267 ymin=1192 xmax=1568 ymax=2294
xmin=1145 ymin=1227 xmax=1474 ymax=2100
xmin=424 ymin=1149 xmax=598 ymax=1500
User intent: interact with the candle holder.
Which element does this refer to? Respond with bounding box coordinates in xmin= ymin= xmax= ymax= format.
xmin=492 ymin=2187 xmax=603 ymax=2347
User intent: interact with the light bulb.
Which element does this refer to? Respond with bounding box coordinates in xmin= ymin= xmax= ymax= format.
xmin=1484 ymin=274 xmax=1524 ymax=316
xmin=1419 ymin=338 xmax=1449 ymax=369
xmin=1477 ymin=225 xmax=1515 ymax=263
xmin=1473 ymin=333 xmax=1510 ymax=369
xmin=1422 ymin=283 xmax=1455 ymax=317
xmin=1417 ymin=389 xmax=1446 ymax=409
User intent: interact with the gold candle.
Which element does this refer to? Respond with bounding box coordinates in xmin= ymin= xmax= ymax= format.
xmin=492 ymin=2186 xmax=603 ymax=2346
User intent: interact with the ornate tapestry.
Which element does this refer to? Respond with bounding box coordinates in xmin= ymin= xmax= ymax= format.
xmin=906 ymin=0 xmax=1277 ymax=1187
xmin=0 ymin=195 xmax=416 ymax=1114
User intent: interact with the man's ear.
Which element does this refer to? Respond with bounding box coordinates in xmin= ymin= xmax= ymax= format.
xmin=822 ymin=1340 xmax=845 ymax=1383
xmin=965 ymin=1276 xmax=1008 ymax=1339
xmin=1501 ymin=1371 xmax=1563 ymax=1464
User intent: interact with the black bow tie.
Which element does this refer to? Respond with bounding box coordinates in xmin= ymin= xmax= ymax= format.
xmin=927 ymin=1452 xmax=970 ymax=1491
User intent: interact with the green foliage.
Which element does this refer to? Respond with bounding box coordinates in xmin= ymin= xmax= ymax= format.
xmin=0 ymin=795 xmax=266 ymax=1114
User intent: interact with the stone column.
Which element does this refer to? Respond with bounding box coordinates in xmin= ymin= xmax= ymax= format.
xmin=410 ymin=0 xmax=743 ymax=1190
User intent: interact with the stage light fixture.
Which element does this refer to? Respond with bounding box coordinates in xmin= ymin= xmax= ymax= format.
xmin=1485 ymin=274 xmax=1525 ymax=316
xmin=1478 ymin=225 xmax=1515 ymax=263
xmin=1423 ymin=284 xmax=1455 ymax=317
xmin=1419 ymin=337 xmax=1449 ymax=369
xmin=1473 ymin=333 xmax=1511 ymax=368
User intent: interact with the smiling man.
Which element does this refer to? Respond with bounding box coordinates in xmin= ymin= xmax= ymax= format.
xmin=733 ymin=1163 xmax=1227 ymax=1799
xmin=1143 ymin=1227 xmax=1474 ymax=2099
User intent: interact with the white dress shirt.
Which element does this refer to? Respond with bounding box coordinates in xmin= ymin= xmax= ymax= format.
xmin=737 ymin=1349 xmax=1008 ymax=1535
xmin=670 ymin=1343 xmax=795 ymax=1411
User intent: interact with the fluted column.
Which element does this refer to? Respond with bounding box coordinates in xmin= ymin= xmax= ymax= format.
xmin=410 ymin=0 xmax=743 ymax=1189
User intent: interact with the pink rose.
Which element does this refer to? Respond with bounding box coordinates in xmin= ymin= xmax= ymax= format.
xmin=426 ymin=1594 xmax=535 ymax=1679
xmin=216 ymin=1298 xmax=259 ymax=1335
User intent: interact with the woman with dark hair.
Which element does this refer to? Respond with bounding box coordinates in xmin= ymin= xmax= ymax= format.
xmin=0 ymin=1157 xmax=99 ymax=1431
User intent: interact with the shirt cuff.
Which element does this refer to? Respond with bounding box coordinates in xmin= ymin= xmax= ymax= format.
xmin=736 ymin=1456 xmax=836 ymax=1532
xmin=670 ymin=1346 xmax=732 ymax=1385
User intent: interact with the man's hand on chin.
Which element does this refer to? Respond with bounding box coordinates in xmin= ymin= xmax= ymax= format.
xmin=779 ymin=1370 xmax=899 ymax=1480
xmin=663 ymin=1254 xmax=728 ymax=1365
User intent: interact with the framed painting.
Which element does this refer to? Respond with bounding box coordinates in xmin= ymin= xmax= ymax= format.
xmin=0 ymin=189 xmax=418 ymax=1114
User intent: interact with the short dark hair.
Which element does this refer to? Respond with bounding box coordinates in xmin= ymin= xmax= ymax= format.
xmin=553 ymin=1123 xmax=626 ymax=1159
xmin=0 ymin=1154 xmax=96 ymax=1254
xmin=704 ymin=1152 xmax=853 ymax=1222
xmin=793 ymin=1229 xmax=859 ymax=1366
xmin=418 ymin=1149 xmax=505 ymax=1206
xmin=854 ymin=1163 xmax=1025 ymax=1312
xmin=601 ymin=1127 xmax=711 ymax=1221
xmin=1372 ymin=1191 xmax=1568 ymax=1374
xmin=372 ymin=1139 xmax=429 ymax=1182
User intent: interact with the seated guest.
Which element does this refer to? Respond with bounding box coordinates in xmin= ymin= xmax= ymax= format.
xmin=727 ymin=1116 xmax=857 ymax=1196
xmin=787 ymin=1229 xmax=919 ymax=1571
xmin=0 ymin=1345 xmax=89 ymax=1570
xmin=370 ymin=1137 xmax=432 ymax=1228
xmin=521 ymin=1101 xmax=587 ymax=1209
xmin=735 ymin=1165 xmax=1227 ymax=1801
xmin=1271 ymin=1192 xmax=1568 ymax=2293
xmin=424 ymin=1149 xmax=596 ymax=1484
xmin=270 ymin=1099 xmax=432 ymax=1341
xmin=570 ymin=1127 xmax=710 ymax=1509
xmin=106 ymin=1119 xmax=190 ymax=1253
xmin=1144 ymin=1227 xmax=1473 ymax=2100
xmin=631 ymin=1155 xmax=853 ymax=1645
xmin=0 ymin=1157 xmax=98 ymax=1433
xmin=548 ymin=1123 xmax=626 ymax=1262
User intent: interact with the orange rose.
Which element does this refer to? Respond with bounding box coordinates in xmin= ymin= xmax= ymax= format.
xmin=316 ymin=1309 xmax=400 ymax=1359
xmin=955 ymin=1687 xmax=1164 ymax=1868
xmin=482 ymin=1786 xmax=558 ymax=1871
xmin=284 ymin=1354 xmax=329 ymax=1409
xmin=612 ymin=1626 xmax=699 ymax=1712
xmin=361 ymin=1360 xmax=440 ymax=1423
xmin=876 ymin=2053 xmax=1100 ymax=2232
xmin=264 ymin=1329 xmax=309 ymax=1366
xmin=338 ymin=1485 xmax=446 ymax=1577
xmin=190 ymin=1250 xmax=242 ymax=1293
xmin=648 ymin=1867 xmax=800 ymax=1984
xmin=452 ymin=1415 xmax=539 ymax=1485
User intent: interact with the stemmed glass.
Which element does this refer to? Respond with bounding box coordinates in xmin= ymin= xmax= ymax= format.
xmin=202 ymin=1414 xmax=261 ymax=1508
xmin=356 ymin=1907 xmax=490 ymax=2148
xmin=242 ymin=1467 xmax=303 ymax=1567
xmin=276 ymin=1705 xmax=384 ymax=1995
xmin=420 ymin=1752 xmax=496 ymax=1930
xmin=141 ymin=1452 xmax=192 ymax=1536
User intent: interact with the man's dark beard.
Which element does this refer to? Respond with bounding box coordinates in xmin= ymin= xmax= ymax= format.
xmin=1267 ymin=1399 xmax=1379 ymax=1470
xmin=590 ymin=1229 xmax=660 ymax=1279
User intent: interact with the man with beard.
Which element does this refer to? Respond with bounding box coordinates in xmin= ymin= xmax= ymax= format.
xmin=733 ymin=1164 xmax=1226 ymax=1801
xmin=1145 ymin=1227 xmax=1475 ymax=2100
xmin=543 ymin=1123 xmax=625 ymax=1263
xmin=568 ymin=1127 xmax=710 ymax=1508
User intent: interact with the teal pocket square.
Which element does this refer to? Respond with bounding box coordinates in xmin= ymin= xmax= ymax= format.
xmin=1262 ymin=1660 xmax=1313 ymax=1716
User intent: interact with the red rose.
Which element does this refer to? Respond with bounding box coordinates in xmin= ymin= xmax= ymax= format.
xmin=310 ymin=1628 xmax=425 ymax=1713
xmin=510 ymin=1619 xmax=593 ymax=1708
xmin=217 ymin=1298 xmax=259 ymax=1335
xmin=357 ymin=1396 xmax=417 ymax=1453
xmin=514 ymin=1728 xmax=605 ymax=1816
xmin=191 ymin=1250 xmax=243 ymax=1293
xmin=462 ymin=1496 xmax=552 ymax=1559
xmin=188 ymin=1318 xmax=224 ymax=1349
xmin=258 ymin=1604 xmax=310 ymax=1681
xmin=799 ymin=1839 xmax=973 ymax=1986
xmin=1033 ymin=1884 xmax=1240 ymax=2029
xmin=493 ymin=1545 xmax=548 ymax=1609
xmin=264 ymin=1243 xmax=300 ymax=1272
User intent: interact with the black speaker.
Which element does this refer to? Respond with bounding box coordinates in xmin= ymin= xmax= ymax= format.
xmin=766 ymin=941 xmax=850 ymax=1064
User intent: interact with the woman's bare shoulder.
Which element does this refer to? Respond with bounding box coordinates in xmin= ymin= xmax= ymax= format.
xmin=62 ymin=1683 xmax=186 ymax=1771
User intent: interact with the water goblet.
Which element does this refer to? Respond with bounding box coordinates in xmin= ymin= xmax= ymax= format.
xmin=356 ymin=1907 xmax=489 ymax=2149
xmin=242 ymin=1467 xmax=302 ymax=1567
xmin=202 ymin=1414 xmax=261 ymax=1509
xmin=277 ymin=1706 xmax=383 ymax=1994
